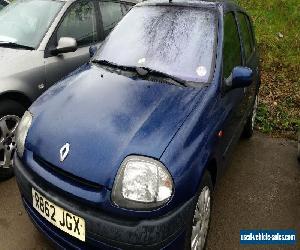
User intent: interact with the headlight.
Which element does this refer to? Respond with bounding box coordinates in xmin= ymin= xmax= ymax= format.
xmin=112 ymin=156 xmax=173 ymax=210
xmin=16 ymin=111 xmax=32 ymax=157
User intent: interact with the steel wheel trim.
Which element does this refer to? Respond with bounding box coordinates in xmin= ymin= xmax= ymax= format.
xmin=191 ymin=186 xmax=211 ymax=250
xmin=0 ymin=115 xmax=20 ymax=169
xmin=251 ymin=96 xmax=258 ymax=129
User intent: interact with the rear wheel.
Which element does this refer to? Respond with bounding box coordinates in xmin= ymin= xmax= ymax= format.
xmin=242 ymin=95 xmax=258 ymax=139
xmin=0 ymin=100 xmax=26 ymax=181
xmin=185 ymin=171 xmax=213 ymax=250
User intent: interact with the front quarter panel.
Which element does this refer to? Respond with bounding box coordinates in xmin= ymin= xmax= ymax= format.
xmin=160 ymin=83 xmax=222 ymax=207
xmin=0 ymin=50 xmax=46 ymax=102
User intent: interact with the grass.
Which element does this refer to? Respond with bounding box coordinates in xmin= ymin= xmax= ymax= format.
xmin=237 ymin=0 xmax=300 ymax=139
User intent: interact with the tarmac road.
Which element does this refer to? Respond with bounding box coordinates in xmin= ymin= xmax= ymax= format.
xmin=0 ymin=132 xmax=299 ymax=249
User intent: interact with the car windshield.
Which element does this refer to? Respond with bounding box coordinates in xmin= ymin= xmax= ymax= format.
xmin=0 ymin=0 xmax=64 ymax=49
xmin=95 ymin=5 xmax=217 ymax=83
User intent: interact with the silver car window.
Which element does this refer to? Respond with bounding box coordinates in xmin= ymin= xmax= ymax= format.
xmin=57 ymin=1 xmax=97 ymax=47
xmin=99 ymin=1 xmax=123 ymax=37
xmin=0 ymin=0 xmax=64 ymax=48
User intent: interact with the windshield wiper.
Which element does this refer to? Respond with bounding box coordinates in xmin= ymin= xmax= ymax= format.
xmin=0 ymin=41 xmax=34 ymax=50
xmin=135 ymin=67 xmax=187 ymax=87
xmin=92 ymin=59 xmax=136 ymax=72
xmin=93 ymin=60 xmax=187 ymax=87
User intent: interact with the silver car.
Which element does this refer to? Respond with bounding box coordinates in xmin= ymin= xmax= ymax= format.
xmin=0 ymin=0 xmax=136 ymax=180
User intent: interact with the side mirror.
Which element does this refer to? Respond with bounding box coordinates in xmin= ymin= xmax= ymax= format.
xmin=89 ymin=45 xmax=97 ymax=58
xmin=51 ymin=37 xmax=77 ymax=56
xmin=225 ymin=66 xmax=253 ymax=90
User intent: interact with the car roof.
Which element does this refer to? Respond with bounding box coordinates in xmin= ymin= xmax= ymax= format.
xmin=59 ymin=0 xmax=140 ymax=4
xmin=136 ymin=0 xmax=245 ymax=12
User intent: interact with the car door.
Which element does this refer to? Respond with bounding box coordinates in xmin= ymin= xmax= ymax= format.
xmin=218 ymin=12 xmax=246 ymax=159
xmin=44 ymin=0 xmax=101 ymax=86
xmin=236 ymin=12 xmax=258 ymax=113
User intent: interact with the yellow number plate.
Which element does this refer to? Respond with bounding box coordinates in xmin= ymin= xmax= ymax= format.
xmin=32 ymin=188 xmax=85 ymax=242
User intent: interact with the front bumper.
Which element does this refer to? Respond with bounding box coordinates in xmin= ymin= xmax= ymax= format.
xmin=14 ymin=155 xmax=194 ymax=249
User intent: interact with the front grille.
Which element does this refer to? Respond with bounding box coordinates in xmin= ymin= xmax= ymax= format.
xmin=33 ymin=154 xmax=102 ymax=190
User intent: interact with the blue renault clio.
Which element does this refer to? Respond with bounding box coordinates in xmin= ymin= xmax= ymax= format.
xmin=14 ymin=0 xmax=260 ymax=249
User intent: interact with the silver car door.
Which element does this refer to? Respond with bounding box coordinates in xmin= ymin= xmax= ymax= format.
xmin=44 ymin=0 xmax=100 ymax=86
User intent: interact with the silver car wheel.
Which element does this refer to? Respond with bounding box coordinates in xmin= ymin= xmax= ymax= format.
xmin=191 ymin=186 xmax=211 ymax=250
xmin=251 ymin=96 xmax=258 ymax=130
xmin=0 ymin=115 xmax=20 ymax=169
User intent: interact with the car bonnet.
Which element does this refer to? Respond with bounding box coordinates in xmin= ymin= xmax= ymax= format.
xmin=26 ymin=64 xmax=207 ymax=189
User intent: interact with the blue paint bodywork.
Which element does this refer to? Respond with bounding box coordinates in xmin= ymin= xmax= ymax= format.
xmin=25 ymin=63 xmax=206 ymax=218
xmin=15 ymin=0 xmax=260 ymax=248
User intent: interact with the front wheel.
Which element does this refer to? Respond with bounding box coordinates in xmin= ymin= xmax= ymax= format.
xmin=185 ymin=171 xmax=213 ymax=250
xmin=0 ymin=100 xmax=26 ymax=181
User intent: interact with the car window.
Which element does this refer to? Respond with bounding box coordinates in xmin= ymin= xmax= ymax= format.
xmin=57 ymin=1 xmax=97 ymax=47
xmin=237 ymin=13 xmax=253 ymax=61
xmin=99 ymin=1 xmax=123 ymax=37
xmin=245 ymin=14 xmax=255 ymax=50
xmin=121 ymin=2 xmax=132 ymax=15
xmin=223 ymin=12 xmax=242 ymax=79
xmin=96 ymin=5 xmax=217 ymax=83
xmin=0 ymin=0 xmax=63 ymax=48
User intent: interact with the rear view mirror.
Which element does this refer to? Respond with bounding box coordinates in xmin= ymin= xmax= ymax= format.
xmin=225 ymin=66 xmax=253 ymax=90
xmin=51 ymin=37 xmax=77 ymax=56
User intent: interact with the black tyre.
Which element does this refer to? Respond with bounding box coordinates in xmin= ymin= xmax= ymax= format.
xmin=0 ymin=99 xmax=27 ymax=181
xmin=242 ymin=95 xmax=258 ymax=139
xmin=185 ymin=171 xmax=213 ymax=250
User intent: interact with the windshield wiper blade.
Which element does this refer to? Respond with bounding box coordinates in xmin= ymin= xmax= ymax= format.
xmin=92 ymin=59 xmax=136 ymax=72
xmin=136 ymin=67 xmax=187 ymax=87
xmin=93 ymin=60 xmax=187 ymax=87
xmin=0 ymin=41 xmax=34 ymax=50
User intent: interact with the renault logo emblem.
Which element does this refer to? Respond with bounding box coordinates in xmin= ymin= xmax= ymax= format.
xmin=60 ymin=143 xmax=70 ymax=162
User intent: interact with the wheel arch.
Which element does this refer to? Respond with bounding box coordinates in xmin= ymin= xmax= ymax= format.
xmin=206 ymin=157 xmax=218 ymax=187
xmin=0 ymin=91 xmax=32 ymax=110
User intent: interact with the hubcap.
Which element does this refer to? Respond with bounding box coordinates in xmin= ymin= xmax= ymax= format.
xmin=191 ymin=186 xmax=211 ymax=250
xmin=0 ymin=115 xmax=20 ymax=169
xmin=251 ymin=96 xmax=258 ymax=129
